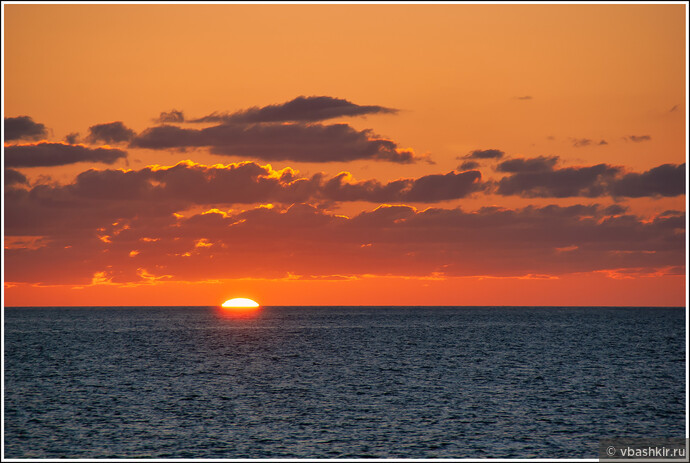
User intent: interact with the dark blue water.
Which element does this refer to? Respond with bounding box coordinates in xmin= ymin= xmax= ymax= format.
xmin=4 ymin=306 xmax=686 ymax=458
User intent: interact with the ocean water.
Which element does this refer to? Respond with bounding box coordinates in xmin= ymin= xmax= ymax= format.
xmin=4 ymin=306 xmax=685 ymax=458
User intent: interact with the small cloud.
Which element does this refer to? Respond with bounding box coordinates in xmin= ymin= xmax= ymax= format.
xmin=627 ymin=135 xmax=651 ymax=143
xmin=572 ymin=138 xmax=607 ymax=148
xmin=87 ymin=121 xmax=136 ymax=144
xmin=458 ymin=160 xmax=480 ymax=171
xmin=157 ymin=109 xmax=185 ymax=123
xmin=4 ymin=116 xmax=48 ymax=141
xmin=460 ymin=149 xmax=505 ymax=160
xmin=515 ymin=96 xmax=533 ymax=100
xmin=64 ymin=132 xmax=80 ymax=144
xmin=572 ymin=138 xmax=592 ymax=147
xmin=669 ymin=105 xmax=678 ymax=112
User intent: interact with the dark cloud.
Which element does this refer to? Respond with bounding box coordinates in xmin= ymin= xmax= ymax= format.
xmin=495 ymin=160 xmax=620 ymax=197
xmin=67 ymin=161 xmax=314 ymax=205
xmin=5 ymin=200 xmax=684 ymax=285
xmin=461 ymin=149 xmax=505 ymax=160
xmin=87 ymin=121 xmax=136 ymax=144
xmin=495 ymin=157 xmax=685 ymax=198
xmin=4 ymin=116 xmax=48 ymax=141
xmin=323 ymin=170 xmax=483 ymax=202
xmin=64 ymin=132 xmax=80 ymax=144
xmin=4 ymin=143 xmax=127 ymax=167
xmin=627 ymin=135 xmax=651 ymax=143
xmin=496 ymin=156 xmax=559 ymax=173
xmin=189 ymin=96 xmax=397 ymax=124
xmin=603 ymin=204 xmax=627 ymax=216
xmin=669 ymin=105 xmax=678 ymax=112
xmin=157 ymin=109 xmax=185 ymax=123
xmin=403 ymin=171 xmax=483 ymax=202
xmin=16 ymin=161 xmax=482 ymax=210
xmin=131 ymin=122 xmax=417 ymax=163
xmin=458 ymin=160 xmax=480 ymax=171
xmin=4 ymin=169 xmax=28 ymax=187
xmin=610 ymin=163 xmax=686 ymax=198
xmin=2 ymin=162 xmax=486 ymax=245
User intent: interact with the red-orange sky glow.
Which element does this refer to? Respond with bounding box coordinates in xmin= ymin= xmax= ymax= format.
xmin=3 ymin=3 xmax=687 ymax=306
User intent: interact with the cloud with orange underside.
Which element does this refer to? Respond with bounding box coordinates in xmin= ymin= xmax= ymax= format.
xmin=4 ymin=201 xmax=684 ymax=287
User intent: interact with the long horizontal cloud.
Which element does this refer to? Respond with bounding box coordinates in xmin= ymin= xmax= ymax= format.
xmin=4 ymin=116 xmax=48 ymax=141
xmin=131 ymin=122 xmax=417 ymax=163
xmin=610 ymin=163 xmax=686 ymax=198
xmin=4 ymin=201 xmax=684 ymax=285
xmin=4 ymin=142 xmax=127 ymax=167
xmin=322 ymin=170 xmax=483 ymax=202
xmin=494 ymin=156 xmax=685 ymax=198
xmin=627 ymin=135 xmax=651 ymax=143
xmin=4 ymin=161 xmax=484 ymax=234
xmin=496 ymin=156 xmax=559 ymax=173
xmin=572 ymin=138 xmax=607 ymax=147
xmin=461 ymin=149 xmax=505 ymax=160
xmin=188 ymin=96 xmax=397 ymax=124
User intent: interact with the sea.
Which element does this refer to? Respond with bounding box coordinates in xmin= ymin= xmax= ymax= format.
xmin=3 ymin=306 xmax=686 ymax=459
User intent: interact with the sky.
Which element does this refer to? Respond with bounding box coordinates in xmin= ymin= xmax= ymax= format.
xmin=2 ymin=2 xmax=687 ymax=307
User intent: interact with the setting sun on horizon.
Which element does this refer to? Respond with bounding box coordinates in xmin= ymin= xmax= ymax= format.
xmin=221 ymin=298 xmax=260 ymax=308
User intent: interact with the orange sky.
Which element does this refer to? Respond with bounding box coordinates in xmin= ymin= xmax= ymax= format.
xmin=3 ymin=3 xmax=687 ymax=306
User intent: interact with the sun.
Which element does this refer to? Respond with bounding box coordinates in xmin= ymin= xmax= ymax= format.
xmin=221 ymin=298 xmax=260 ymax=308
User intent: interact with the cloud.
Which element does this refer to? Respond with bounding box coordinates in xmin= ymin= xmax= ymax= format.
xmin=188 ymin=96 xmax=397 ymax=124
xmin=157 ymin=109 xmax=185 ymax=123
xmin=4 ymin=160 xmax=483 ymax=222
xmin=515 ymin=96 xmax=533 ymax=100
xmin=131 ymin=122 xmax=417 ymax=163
xmin=458 ymin=160 xmax=480 ymax=171
xmin=2 ymin=161 xmax=488 ymax=247
xmin=87 ymin=121 xmax=136 ymax=144
xmin=64 ymin=132 xmax=80 ymax=144
xmin=4 ymin=168 xmax=28 ymax=187
xmin=495 ymin=163 xmax=620 ymax=197
xmin=495 ymin=156 xmax=685 ymax=198
xmin=323 ymin=170 xmax=483 ymax=202
xmin=5 ymin=201 xmax=683 ymax=285
xmin=626 ymin=135 xmax=651 ymax=143
xmin=610 ymin=163 xmax=686 ymax=198
xmin=461 ymin=149 xmax=505 ymax=160
xmin=572 ymin=138 xmax=592 ymax=147
xmin=4 ymin=116 xmax=48 ymax=141
xmin=572 ymin=138 xmax=607 ymax=147
xmin=4 ymin=142 xmax=127 ymax=167
xmin=496 ymin=156 xmax=559 ymax=173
